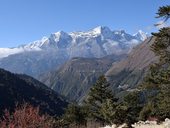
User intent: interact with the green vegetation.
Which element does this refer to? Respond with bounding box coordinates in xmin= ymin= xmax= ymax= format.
xmin=139 ymin=5 xmax=170 ymax=120
xmin=156 ymin=5 xmax=170 ymax=23
xmin=62 ymin=103 xmax=87 ymax=127
xmin=84 ymin=75 xmax=118 ymax=124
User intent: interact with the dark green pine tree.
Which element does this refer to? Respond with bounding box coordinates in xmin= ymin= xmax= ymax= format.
xmin=155 ymin=5 xmax=170 ymax=25
xmin=151 ymin=28 xmax=170 ymax=63
xmin=140 ymin=5 xmax=170 ymax=120
xmin=100 ymin=98 xmax=117 ymax=124
xmin=157 ymin=84 xmax=170 ymax=120
xmin=123 ymin=91 xmax=143 ymax=125
xmin=84 ymin=75 xmax=118 ymax=124
xmin=62 ymin=103 xmax=87 ymax=127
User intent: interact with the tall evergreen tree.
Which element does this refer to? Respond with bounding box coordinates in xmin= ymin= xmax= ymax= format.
xmin=84 ymin=75 xmax=118 ymax=124
xmin=140 ymin=5 xmax=170 ymax=120
xmin=123 ymin=91 xmax=143 ymax=125
xmin=157 ymin=84 xmax=170 ymax=119
xmin=100 ymin=99 xmax=117 ymax=124
xmin=62 ymin=103 xmax=87 ymax=127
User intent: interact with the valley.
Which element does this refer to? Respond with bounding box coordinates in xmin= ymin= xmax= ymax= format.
xmin=0 ymin=2 xmax=169 ymax=127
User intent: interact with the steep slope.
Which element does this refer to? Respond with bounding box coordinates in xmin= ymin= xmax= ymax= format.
xmin=105 ymin=37 xmax=158 ymax=91
xmin=39 ymin=37 xmax=158 ymax=103
xmin=0 ymin=68 xmax=68 ymax=116
xmin=39 ymin=54 xmax=126 ymax=102
xmin=0 ymin=26 xmax=146 ymax=77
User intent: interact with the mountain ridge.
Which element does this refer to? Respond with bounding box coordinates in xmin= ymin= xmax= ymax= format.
xmin=0 ymin=68 xmax=68 ymax=116
xmin=0 ymin=26 xmax=147 ymax=59
xmin=39 ymin=54 xmax=127 ymax=102
xmin=105 ymin=37 xmax=158 ymax=90
xmin=39 ymin=37 xmax=158 ymax=102
xmin=0 ymin=26 xmax=147 ymax=78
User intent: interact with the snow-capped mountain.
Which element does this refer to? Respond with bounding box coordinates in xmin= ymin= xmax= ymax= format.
xmin=0 ymin=26 xmax=147 ymax=59
xmin=0 ymin=26 xmax=148 ymax=77
xmin=133 ymin=30 xmax=148 ymax=41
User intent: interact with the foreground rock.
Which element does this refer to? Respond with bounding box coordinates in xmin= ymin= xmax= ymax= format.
xmin=132 ymin=118 xmax=170 ymax=128
xmin=100 ymin=123 xmax=127 ymax=128
xmin=101 ymin=118 xmax=170 ymax=128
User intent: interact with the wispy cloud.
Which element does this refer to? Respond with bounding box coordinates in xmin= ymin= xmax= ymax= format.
xmin=146 ymin=26 xmax=153 ymax=31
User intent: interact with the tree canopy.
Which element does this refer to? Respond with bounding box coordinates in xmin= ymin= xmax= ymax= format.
xmin=84 ymin=75 xmax=118 ymax=124
xmin=155 ymin=5 xmax=170 ymax=25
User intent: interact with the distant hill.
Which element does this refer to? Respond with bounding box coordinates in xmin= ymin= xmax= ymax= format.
xmin=39 ymin=54 xmax=126 ymax=102
xmin=0 ymin=68 xmax=68 ymax=116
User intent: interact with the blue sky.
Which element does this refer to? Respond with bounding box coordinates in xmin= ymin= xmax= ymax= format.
xmin=0 ymin=0 xmax=169 ymax=47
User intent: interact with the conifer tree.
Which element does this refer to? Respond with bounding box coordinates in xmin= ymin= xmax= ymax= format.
xmin=84 ymin=75 xmax=118 ymax=124
xmin=100 ymin=99 xmax=117 ymax=124
xmin=123 ymin=91 xmax=143 ymax=125
xmin=155 ymin=5 xmax=170 ymax=23
xmin=156 ymin=85 xmax=170 ymax=119
xmin=62 ymin=103 xmax=87 ymax=127
xmin=140 ymin=5 xmax=170 ymax=120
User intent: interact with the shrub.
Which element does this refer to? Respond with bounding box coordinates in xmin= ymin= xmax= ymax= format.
xmin=0 ymin=103 xmax=55 ymax=128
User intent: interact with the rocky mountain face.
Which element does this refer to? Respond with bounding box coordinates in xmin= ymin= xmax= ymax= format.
xmin=105 ymin=37 xmax=158 ymax=91
xmin=39 ymin=37 xmax=158 ymax=102
xmin=0 ymin=68 xmax=68 ymax=116
xmin=39 ymin=54 xmax=126 ymax=102
xmin=0 ymin=26 xmax=147 ymax=78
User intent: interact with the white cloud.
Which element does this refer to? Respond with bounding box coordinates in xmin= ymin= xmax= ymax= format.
xmin=146 ymin=26 xmax=153 ymax=31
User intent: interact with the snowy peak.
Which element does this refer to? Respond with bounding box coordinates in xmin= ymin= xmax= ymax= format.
xmin=112 ymin=30 xmax=128 ymax=37
xmin=52 ymin=31 xmax=70 ymax=40
xmin=69 ymin=26 xmax=113 ymax=38
xmin=90 ymin=26 xmax=113 ymax=39
xmin=0 ymin=26 xmax=147 ymax=59
xmin=92 ymin=26 xmax=111 ymax=34
xmin=50 ymin=31 xmax=72 ymax=45
xmin=113 ymin=30 xmax=126 ymax=34
xmin=133 ymin=30 xmax=148 ymax=41
xmin=52 ymin=31 xmax=72 ymax=48
xmin=23 ymin=31 xmax=72 ymax=50
xmin=23 ymin=37 xmax=49 ymax=49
